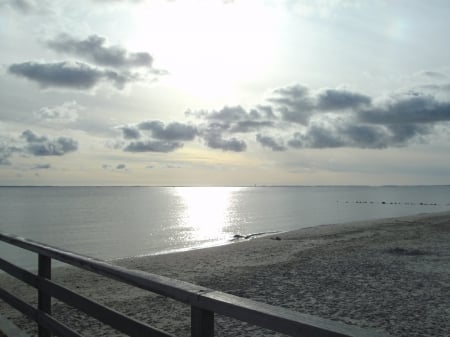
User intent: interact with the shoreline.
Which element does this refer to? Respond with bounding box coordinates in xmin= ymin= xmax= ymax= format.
xmin=1 ymin=211 xmax=450 ymax=336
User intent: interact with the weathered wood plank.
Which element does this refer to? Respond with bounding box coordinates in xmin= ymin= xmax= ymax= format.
xmin=0 ymin=257 xmax=39 ymax=288
xmin=0 ymin=287 xmax=82 ymax=337
xmin=40 ymin=278 xmax=175 ymax=337
xmin=0 ymin=258 xmax=175 ymax=337
xmin=0 ymin=233 xmax=207 ymax=302
xmin=191 ymin=306 xmax=214 ymax=337
xmin=192 ymin=290 xmax=389 ymax=337
xmin=38 ymin=254 xmax=52 ymax=337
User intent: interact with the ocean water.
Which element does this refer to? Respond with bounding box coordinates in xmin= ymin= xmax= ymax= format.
xmin=1 ymin=186 xmax=449 ymax=269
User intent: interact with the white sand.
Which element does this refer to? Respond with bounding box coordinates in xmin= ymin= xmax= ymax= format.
xmin=1 ymin=212 xmax=450 ymax=336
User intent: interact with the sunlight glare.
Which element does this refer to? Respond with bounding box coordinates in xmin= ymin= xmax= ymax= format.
xmin=174 ymin=187 xmax=240 ymax=244
xmin=130 ymin=1 xmax=280 ymax=101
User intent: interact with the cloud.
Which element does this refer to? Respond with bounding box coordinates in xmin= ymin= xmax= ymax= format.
xmin=256 ymin=134 xmax=286 ymax=151
xmin=416 ymin=70 xmax=448 ymax=80
xmin=288 ymin=124 xmax=346 ymax=149
xmin=124 ymin=140 xmax=183 ymax=153
xmin=1 ymin=0 xmax=35 ymax=13
xmin=112 ymin=82 xmax=450 ymax=155
xmin=117 ymin=120 xmax=197 ymax=153
xmin=138 ymin=121 xmax=198 ymax=140
xmin=8 ymin=61 xmax=136 ymax=90
xmin=32 ymin=163 xmax=51 ymax=169
xmin=286 ymin=119 xmax=432 ymax=150
xmin=229 ymin=121 xmax=275 ymax=133
xmin=358 ymin=92 xmax=450 ymax=125
xmin=34 ymin=101 xmax=82 ymax=122
xmin=202 ymin=132 xmax=246 ymax=152
xmin=203 ymin=105 xmax=249 ymax=122
xmin=187 ymin=106 xmax=272 ymax=127
xmin=102 ymin=163 xmax=128 ymax=171
xmin=316 ymin=88 xmax=371 ymax=111
xmin=268 ymin=84 xmax=314 ymax=125
xmin=46 ymin=34 xmax=154 ymax=70
xmin=386 ymin=123 xmax=432 ymax=144
xmin=121 ymin=126 xmax=141 ymax=139
xmin=21 ymin=129 xmax=78 ymax=156
xmin=0 ymin=143 xmax=18 ymax=165
xmin=268 ymin=84 xmax=372 ymax=125
xmin=187 ymin=105 xmax=275 ymax=152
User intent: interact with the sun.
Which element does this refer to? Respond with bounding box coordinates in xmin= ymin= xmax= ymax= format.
xmin=129 ymin=0 xmax=280 ymax=102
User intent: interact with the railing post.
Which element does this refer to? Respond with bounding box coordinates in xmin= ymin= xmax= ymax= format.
xmin=191 ymin=306 xmax=214 ymax=337
xmin=38 ymin=254 xmax=52 ymax=337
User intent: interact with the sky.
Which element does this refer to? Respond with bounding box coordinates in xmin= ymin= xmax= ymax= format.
xmin=1 ymin=0 xmax=450 ymax=186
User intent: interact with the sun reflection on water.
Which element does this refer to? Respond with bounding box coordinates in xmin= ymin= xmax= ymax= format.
xmin=174 ymin=187 xmax=241 ymax=245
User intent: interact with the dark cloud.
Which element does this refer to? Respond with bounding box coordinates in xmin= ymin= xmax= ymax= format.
xmin=186 ymin=106 xmax=261 ymax=151
xmin=256 ymin=105 xmax=277 ymax=119
xmin=288 ymin=125 xmax=346 ymax=149
xmin=117 ymin=120 xmax=197 ymax=154
xmin=188 ymin=105 xmax=276 ymax=145
xmin=204 ymin=105 xmax=249 ymax=122
xmin=358 ymin=92 xmax=450 ymax=125
xmin=47 ymin=34 xmax=153 ymax=70
xmin=116 ymin=163 xmax=126 ymax=170
xmin=124 ymin=140 xmax=183 ymax=153
xmin=121 ymin=126 xmax=141 ymax=139
xmin=268 ymin=84 xmax=373 ymax=125
xmin=229 ymin=120 xmax=274 ymax=133
xmin=203 ymin=132 xmax=246 ymax=152
xmin=188 ymin=106 xmax=267 ymax=125
xmin=0 ymin=143 xmax=18 ymax=165
xmin=387 ymin=123 xmax=432 ymax=144
xmin=339 ymin=124 xmax=390 ymax=149
xmin=268 ymin=84 xmax=314 ymax=125
xmin=256 ymin=134 xmax=286 ymax=151
xmin=316 ymin=89 xmax=371 ymax=111
xmin=0 ymin=156 xmax=11 ymax=165
xmin=21 ymin=130 xmax=78 ymax=156
xmin=8 ymin=61 xmax=136 ymax=90
xmin=287 ymin=119 xmax=431 ymax=150
xmin=138 ymin=121 xmax=198 ymax=141
xmin=113 ymin=84 xmax=450 ymax=155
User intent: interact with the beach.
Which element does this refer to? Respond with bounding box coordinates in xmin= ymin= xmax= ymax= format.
xmin=1 ymin=211 xmax=450 ymax=336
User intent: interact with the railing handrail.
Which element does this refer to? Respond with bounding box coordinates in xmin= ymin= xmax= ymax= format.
xmin=0 ymin=232 xmax=390 ymax=337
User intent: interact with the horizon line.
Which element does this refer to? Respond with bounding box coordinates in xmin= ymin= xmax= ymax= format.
xmin=1 ymin=184 xmax=450 ymax=188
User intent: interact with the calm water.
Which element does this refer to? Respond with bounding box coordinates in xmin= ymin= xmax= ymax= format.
xmin=1 ymin=186 xmax=450 ymax=269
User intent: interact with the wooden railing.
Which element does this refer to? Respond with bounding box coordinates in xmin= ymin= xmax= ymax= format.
xmin=0 ymin=232 xmax=389 ymax=337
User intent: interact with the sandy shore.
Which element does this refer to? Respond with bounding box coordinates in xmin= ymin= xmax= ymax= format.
xmin=1 ymin=211 xmax=450 ymax=336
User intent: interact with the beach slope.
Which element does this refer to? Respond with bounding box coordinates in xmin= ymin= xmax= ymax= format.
xmin=1 ymin=212 xmax=449 ymax=336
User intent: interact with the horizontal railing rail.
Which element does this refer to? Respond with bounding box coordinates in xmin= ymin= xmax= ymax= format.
xmin=0 ymin=232 xmax=390 ymax=337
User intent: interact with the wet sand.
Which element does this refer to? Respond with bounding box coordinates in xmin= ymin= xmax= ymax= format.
xmin=1 ymin=212 xmax=450 ymax=336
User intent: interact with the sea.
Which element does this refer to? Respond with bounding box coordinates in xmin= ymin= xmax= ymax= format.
xmin=1 ymin=186 xmax=450 ymax=270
